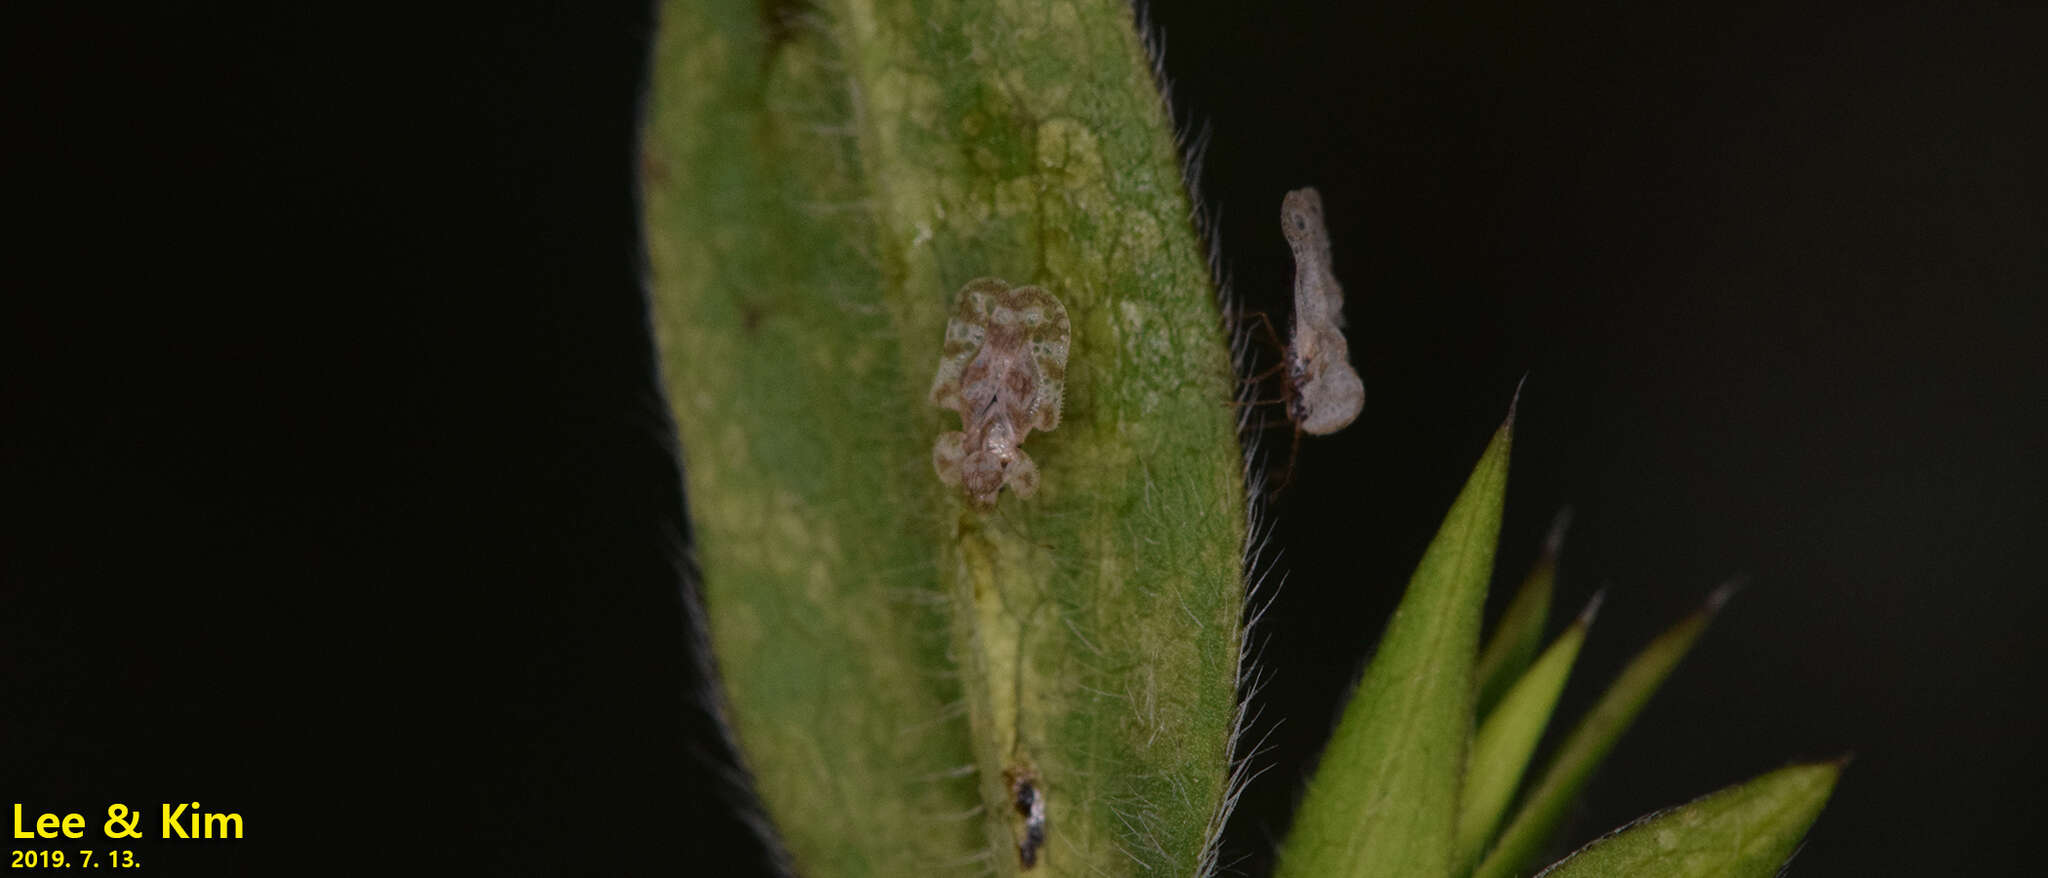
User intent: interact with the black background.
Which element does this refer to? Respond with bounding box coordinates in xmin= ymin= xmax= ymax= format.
xmin=6 ymin=2 xmax=2042 ymax=875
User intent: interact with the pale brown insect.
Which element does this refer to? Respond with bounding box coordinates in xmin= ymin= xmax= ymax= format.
xmin=928 ymin=278 xmax=1070 ymax=505
xmin=1279 ymin=187 xmax=1364 ymax=435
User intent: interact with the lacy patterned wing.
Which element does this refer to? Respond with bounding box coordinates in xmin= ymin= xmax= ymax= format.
xmin=930 ymin=277 xmax=1009 ymax=413
xmin=1002 ymin=284 xmax=1070 ymax=432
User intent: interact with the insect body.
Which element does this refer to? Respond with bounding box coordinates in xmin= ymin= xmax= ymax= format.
xmin=1279 ymin=187 xmax=1364 ymax=435
xmin=1004 ymin=765 xmax=1048 ymax=869
xmin=929 ymin=278 xmax=1071 ymax=505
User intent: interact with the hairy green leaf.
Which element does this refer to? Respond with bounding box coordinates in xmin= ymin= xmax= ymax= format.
xmin=1533 ymin=760 xmax=1841 ymax=878
xmin=1474 ymin=509 xmax=1570 ymax=718
xmin=1456 ymin=593 xmax=1601 ymax=872
xmin=1472 ymin=583 xmax=1739 ymax=878
xmin=643 ymin=0 xmax=1244 ymax=874
xmin=1276 ymin=410 xmax=1514 ymax=878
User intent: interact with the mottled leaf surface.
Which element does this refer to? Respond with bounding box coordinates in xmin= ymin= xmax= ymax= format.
xmin=644 ymin=0 xmax=1244 ymax=874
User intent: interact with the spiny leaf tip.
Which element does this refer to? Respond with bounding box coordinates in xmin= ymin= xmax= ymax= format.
xmin=1505 ymin=373 xmax=1530 ymax=428
xmin=1543 ymin=506 xmax=1574 ymax=557
xmin=1705 ymin=575 xmax=1749 ymax=614
xmin=1576 ymin=589 xmax=1607 ymax=627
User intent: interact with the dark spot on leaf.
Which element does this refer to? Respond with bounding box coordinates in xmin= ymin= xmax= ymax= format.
xmin=759 ymin=0 xmax=816 ymax=62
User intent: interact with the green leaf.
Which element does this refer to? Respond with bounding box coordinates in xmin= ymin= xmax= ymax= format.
xmin=1276 ymin=409 xmax=1514 ymax=878
xmin=1474 ymin=509 xmax=1570 ymax=719
xmin=1532 ymin=760 xmax=1842 ymax=878
xmin=1471 ymin=583 xmax=1740 ymax=878
xmin=644 ymin=0 xmax=1245 ymax=874
xmin=1455 ymin=593 xmax=1602 ymax=873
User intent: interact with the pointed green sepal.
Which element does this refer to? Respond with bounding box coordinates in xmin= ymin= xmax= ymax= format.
xmin=1275 ymin=407 xmax=1514 ymax=878
xmin=1471 ymin=581 xmax=1741 ymax=878
xmin=1531 ymin=759 xmax=1842 ymax=878
xmin=1455 ymin=592 xmax=1602 ymax=872
xmin=1474 ymin=508 xmax=1571 ymax=718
